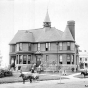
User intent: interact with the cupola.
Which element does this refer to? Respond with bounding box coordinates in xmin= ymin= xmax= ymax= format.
xmin=43 ymin=10 xmax=51 ymax=27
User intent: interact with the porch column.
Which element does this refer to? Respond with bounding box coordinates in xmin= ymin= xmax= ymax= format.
xmin=71 ymin=55 xmax=74 ymax=65
xmin=18 ymin=55 xmax=19 ymax=64
xmin=22 ymin=55 xmax=23 ymax=64
xmin=27 ymin=55 xmax=28 ymax=64
xmin=9 ymin=56 xmax=11 ymax=64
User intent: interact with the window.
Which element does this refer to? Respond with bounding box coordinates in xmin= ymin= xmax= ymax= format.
xmin=59 ymin=42 xmax=62 ymax=50
xmin=67 ymin=55 xmax=71 ymax=64
xmin=67 ymin=42 xmax=70 ymax=50
xmin=45 ymin=43 xmax=51 ymax=51
xmin=59 ymin=55 xmax=62 ymax=64
xmin=23 ymin=55 xmax=27 ymax=64
xmin=71 ymin=55 xmax=74 ymax=64
xmin=28 ymin=43 xmax=31 ymax=51
xmin=17 ymin=44 xmax=19 ymax=51
xmin=38 ymin=43 xmax=40 ymax=51
xmin=19 ymin=43 xmax=22 ymax=51
xmin=16 ymin=55 xmax=18 ymax=64
xmin=28 ymin=55 xmax=31 ymax=64
xmin=80 ymin=58 xmax=82 ymax=61
xmin=46 ymin=43 xmax=48 ymax=51
xmin=85 ymin=58 xmax=87 ymax=61
xmin=85 ymin=63 xmax=87 ymax=67
xmin=19 ymin=55 xmax=23 ymax=64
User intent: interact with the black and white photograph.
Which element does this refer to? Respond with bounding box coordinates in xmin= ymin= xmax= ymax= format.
xmin=0 ymin=0 xmax=88 ymax=88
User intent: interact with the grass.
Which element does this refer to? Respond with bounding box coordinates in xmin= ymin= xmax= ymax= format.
xmin=0 ymin=72 xmax=69 ymax=84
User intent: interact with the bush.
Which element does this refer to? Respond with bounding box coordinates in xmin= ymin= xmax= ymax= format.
xmin=4 ymin=70 xmax=13 ymax=77
xmin=0 ymin=69 xmax=13 ymax=78
xmin=71 ymin=68 xmax=74 ymax=72
xmin=0 ymin=69 xmax=5 ymax=78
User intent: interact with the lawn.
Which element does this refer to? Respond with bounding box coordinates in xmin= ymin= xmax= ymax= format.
xmin=0 ymin=72 xmax=69 ymax=84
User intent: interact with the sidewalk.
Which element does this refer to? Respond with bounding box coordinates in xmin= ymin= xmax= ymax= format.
xmin=39 ymin=72 xmax=81 ymax=78
xmin=39 ymin=72 xmax=82 ymax=83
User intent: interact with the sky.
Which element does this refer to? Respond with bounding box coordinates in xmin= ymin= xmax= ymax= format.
xmin=0 ymin=0 xmax=88 ymax=67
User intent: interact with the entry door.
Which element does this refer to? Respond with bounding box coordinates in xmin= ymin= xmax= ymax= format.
xmin=36 ymin=56 xmax=41 ymax=67
xmin=11 ymin=56 xmax=16 ymax=69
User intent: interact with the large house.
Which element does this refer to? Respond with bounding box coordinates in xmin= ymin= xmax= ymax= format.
xmin=9 ymin=11 xmax=79 ymax=71
xmin=79 ymin=51 xmax=88 ymax=69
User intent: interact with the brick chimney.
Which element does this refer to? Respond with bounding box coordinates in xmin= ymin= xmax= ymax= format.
xmin=67 ymin=20 xmax=75 ymax=40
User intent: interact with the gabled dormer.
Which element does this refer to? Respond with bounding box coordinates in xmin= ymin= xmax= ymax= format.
xmin=43 ymin=10 xmax=51 ymax=27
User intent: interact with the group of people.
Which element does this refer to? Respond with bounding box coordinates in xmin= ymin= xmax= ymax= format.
xmin=31 ymin=63 xmax=43 ymax=73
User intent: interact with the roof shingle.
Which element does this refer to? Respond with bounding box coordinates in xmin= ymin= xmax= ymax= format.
xmin=9 ymin=30 xmax=34 ymax=44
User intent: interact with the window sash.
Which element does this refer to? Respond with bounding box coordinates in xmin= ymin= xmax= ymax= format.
xmin=67 ymin=55 xmax=70 ymax=62
xmin=19 ymin=43 xmax=22 ymax=51
xmin=38 ymin=43 xmax=40 ymax=51
xmin=23 ymin=55 xmax=27 ymax=64
xmin=46 ymin=43 xmax=48 ymax=48
xmin=59 ymin=42 xmax=62 ymax=50
xmin=28 ymin=55 xmax=31 ymax=64
xmin=19 ymin=55 xmax=23 ymax=64
xmin=28 ymin=43 xmax=31 ymax=51
xmin=59 ymin=55 xmax=62 ymax=62
xmin=67 ymin=42 xmax=71 ymax=50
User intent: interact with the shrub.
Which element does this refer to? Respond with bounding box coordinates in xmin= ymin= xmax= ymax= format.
xmin=71 ymin=68 xmax=74 ymax=72
xmin=0 ymin=69 xmax=13 ymax=78
xmin=4 ymin=70 xmax=13 ymax=77
xmin=0 ymin=69 xmax=5 ymax=78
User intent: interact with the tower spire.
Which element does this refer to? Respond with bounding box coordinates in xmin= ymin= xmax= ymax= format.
xmin=43 ymin=9 xmax=51 ymax=27
xmin=44 ymin=9 xmax=51 ymax=22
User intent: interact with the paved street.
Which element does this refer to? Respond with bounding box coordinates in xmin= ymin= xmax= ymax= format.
xmin=0 ymin=73 xmax=88 ymax=88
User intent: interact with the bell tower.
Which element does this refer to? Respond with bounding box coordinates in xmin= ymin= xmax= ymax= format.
xmin=43 ymin=10 xmax=51 ymax=27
